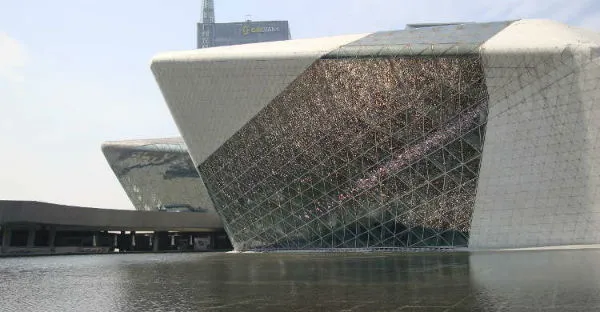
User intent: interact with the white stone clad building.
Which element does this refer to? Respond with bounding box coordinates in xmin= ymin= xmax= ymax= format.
xmin=149 ymin=19 xmax=600 ymax=250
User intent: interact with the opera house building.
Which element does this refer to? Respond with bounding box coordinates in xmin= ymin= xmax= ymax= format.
xmin=106 ymin=19 xmax=600 ymax=251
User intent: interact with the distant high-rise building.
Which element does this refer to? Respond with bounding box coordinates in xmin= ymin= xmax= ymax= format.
xmin=197 ymin=0 xmax=290 ymax=48
xmin=197 ymin=20 xmax=291 ymax=48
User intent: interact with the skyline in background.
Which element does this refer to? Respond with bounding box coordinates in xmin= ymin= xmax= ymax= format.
xmin=1 ymin=0 xmax=599 ymax=210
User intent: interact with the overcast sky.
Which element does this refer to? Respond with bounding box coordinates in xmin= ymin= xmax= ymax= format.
xmin=0 ymin=0 xmax=599 ymax=210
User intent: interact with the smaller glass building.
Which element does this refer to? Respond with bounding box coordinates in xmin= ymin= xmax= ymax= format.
xmin=101 ymin=138 xmax=214 ymax=213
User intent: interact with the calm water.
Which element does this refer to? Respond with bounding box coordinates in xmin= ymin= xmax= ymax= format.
xmin=1 ymin=249 xmax=599 ymax=311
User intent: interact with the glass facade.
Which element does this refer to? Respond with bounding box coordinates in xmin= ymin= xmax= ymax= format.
xmin=199 ymin=56 xmax=489 ymax=250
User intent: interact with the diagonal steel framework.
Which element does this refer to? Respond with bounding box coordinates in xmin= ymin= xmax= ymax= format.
xmin=200 ymin=56 xmax=489 ymax=250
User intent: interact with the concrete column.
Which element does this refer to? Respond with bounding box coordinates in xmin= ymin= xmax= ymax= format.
xmin=48 ymin=227 xmax=56 ymax=250
xmin=113 ymin=233 xmax=118 ymax=248
xmin=92 ymin=233 xmax=98 ymax=247
xmin=118 ymin=231 xmax=127 ymax=252
xmin=189 ymin=235 xmax=193 ymax=246
xmin=170 ymin=234 xmax=175 ymax=247
xmin=1 ymin=226 xmax=11 ymax=253
xmin=152 ymin=233 xmax=159 ymax=252
xmin=131 ymin=231 xmax=136 ymax=248
xmin=26 ymin=226 xmax=36 ymax=247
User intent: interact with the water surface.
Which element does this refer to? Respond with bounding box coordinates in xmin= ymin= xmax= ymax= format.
xmin=1 ymin=249 xmax=599 ymax=311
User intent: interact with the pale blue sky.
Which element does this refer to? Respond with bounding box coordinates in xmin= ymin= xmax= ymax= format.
xmin=1 ymin=0 xmax=599 ymax=210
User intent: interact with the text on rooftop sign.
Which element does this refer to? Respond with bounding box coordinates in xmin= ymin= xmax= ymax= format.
xmin=241 ymin=25 xmax=281 ymax=36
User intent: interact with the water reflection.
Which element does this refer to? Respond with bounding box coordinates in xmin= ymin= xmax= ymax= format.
xmin=0 ymin=250 xmax=599 ymax=311
xmin=470 ymin=249 xmax=600 ymax=311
